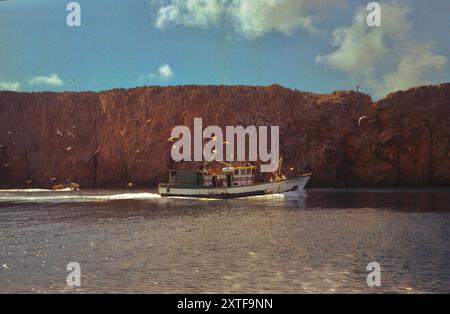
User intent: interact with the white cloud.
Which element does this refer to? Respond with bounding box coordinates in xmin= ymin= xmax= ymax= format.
xmin=155 ymin=0 xmax=224 ymax=29
xmin=154 ymin=0 xmax=345 ymax=39
xmin=158 ymin=63 xmax=173 ymax=79
xmin=316 ymin=3 xmax=411 ymax=74
xmin=316 ymin=2 xmax=447 ymax=98
xmin=28 ymin=74 xmax=64 ymax=87
xmin=373 ymin=43 xmax=447 ymax=97
xmin=0 ymin=81 xmax=21 ymax=91
xmin=139 ymin=63 xmax=174 ymax=83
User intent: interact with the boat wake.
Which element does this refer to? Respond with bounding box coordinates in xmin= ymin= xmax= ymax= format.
xmin=96 ymin=193 xmax=161 ymax=200
xmin=0 ymin=191 xmax=161 ymax=204
xmin=0 ymin=189 xmax=58 ymax=193
xmin=242 ymin=193 xmax=286 ymax=200
xmin=282 ymin=190 xmax=307 ymax=198
xmin=0 ymin=189 xmax=305 ymax=204
xmin=232 ymin=190 xmax=307 ymax=200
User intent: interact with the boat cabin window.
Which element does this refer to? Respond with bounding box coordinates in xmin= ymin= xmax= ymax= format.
xmin=240 ymin=169 xmax=246 ymax=175
xmin=234 ymin=169 xmax=239 ymax=175
xmin=247 ymin=169 xmax=251 ymax=175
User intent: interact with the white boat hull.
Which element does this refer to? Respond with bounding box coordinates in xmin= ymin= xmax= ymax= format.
xmin=158 ymin=176 xmax=310 ymax=199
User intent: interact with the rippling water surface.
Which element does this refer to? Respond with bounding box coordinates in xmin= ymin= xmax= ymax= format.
xmin=0 ymin=188 xmax=449 ymax=293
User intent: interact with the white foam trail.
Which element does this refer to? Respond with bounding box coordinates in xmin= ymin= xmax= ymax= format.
xmin=242 ymin=190 xmax=306 ymax=200
xmin=0 ymin=188 xmax=79 ymax=192
xmin=165 ymin=196 xmax=219 ymax=201
xmin=242 ymin=193 xmax=286 ymax=200
xmin=0 ymin=189 xmax=54 ymax=193
xmin=96 ymin=193 xmax=161 ymax=200
xmin=282 ymin=190 xmax=307 ymax=197
xmin=53 ymin=188 xmax=74 ymax=192
xmin=0 ymin=189 xmax=305 ymax=203
xmin=0 ymin=192 xmax=161 ymax=203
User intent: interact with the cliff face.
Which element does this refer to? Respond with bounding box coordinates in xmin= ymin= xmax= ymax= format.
xmin=0 ymin=84 xmax=449 ymax=188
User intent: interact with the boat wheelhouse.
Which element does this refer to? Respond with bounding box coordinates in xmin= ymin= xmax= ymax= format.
xmin=203 ymin=166 xmax=256 ymax=188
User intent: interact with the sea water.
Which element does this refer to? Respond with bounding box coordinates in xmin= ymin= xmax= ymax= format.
xmin=0 ymin=188 xmax=449 ymax=293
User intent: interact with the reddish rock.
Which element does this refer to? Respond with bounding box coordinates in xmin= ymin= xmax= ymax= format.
xmin=0 ymin=83 xmax=448 ymax=188
xmin=345 ymin=84 xmax=450 ymax=187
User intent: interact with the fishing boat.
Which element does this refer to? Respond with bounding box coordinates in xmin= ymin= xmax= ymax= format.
xmin=157 ymin=162 xmax=310 ymax=199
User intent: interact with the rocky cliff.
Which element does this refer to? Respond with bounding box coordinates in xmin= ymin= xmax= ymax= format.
xmin=0 ymin=83 xmax=449 ymax=188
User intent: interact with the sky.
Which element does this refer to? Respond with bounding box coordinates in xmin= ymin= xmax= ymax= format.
xmin=0 ymin=0 xmax=449 ymax=99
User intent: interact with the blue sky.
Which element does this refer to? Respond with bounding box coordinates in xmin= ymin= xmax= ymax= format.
xmin=1 ymin=0 xmax=449 ymax=98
